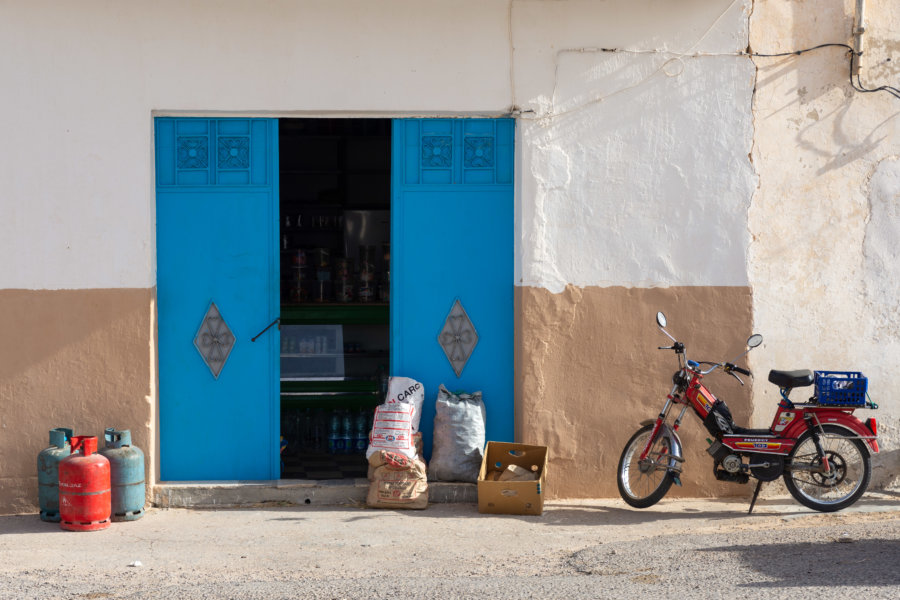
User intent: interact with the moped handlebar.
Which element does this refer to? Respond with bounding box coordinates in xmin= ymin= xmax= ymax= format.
xmin=726 ymin=363 xmax=751 ymax=377
xmin=658 ymin=342 xmax=685 ymax=353
xmin=655 ymin=313 xmax=759 ymax=382
xmin=685 ymin=359 xmax=753 ymax=382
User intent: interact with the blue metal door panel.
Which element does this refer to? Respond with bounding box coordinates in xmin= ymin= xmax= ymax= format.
xmin=155 ymin=118 xmax=279 ymax=480
xmin=391 ymin=119 xmax=514 ymax=456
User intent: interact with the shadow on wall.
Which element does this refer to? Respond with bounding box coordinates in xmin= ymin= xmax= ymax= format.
xmin=788 ymin=0 xmax=855 ymax=104
xmin=872 ymin=448 xmax=900 ymax=490
xmin=753 ymin=1 xmax=888 ymax=176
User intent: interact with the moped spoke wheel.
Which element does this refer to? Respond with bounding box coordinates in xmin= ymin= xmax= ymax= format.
xmin=617 ymin=425 xmax=675 ymax=509
xmin=783 ymin=425 xmax=870 ymax=513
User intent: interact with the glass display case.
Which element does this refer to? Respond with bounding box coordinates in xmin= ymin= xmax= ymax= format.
xmin=279 ymin=306 xmax=389 ymax=406
xmin=281 ymin=324 xmax=345 ymax=381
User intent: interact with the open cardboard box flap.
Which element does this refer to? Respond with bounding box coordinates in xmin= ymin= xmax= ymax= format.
xmin=477 ymin=441 xmax=548 ymax=516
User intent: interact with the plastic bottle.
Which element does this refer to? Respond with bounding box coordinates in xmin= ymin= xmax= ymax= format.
xmin=340 ymin=411 xmax=353 ymax=455
xmin=354 ymin=411 xmax=368 ymax=454
xmin=327 ymin=411 xmax=340 ymax=455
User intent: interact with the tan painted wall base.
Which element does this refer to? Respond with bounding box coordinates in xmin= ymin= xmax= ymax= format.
xmin=0 ymin=285 xmax=754 ymax=512
xmin=515 ymin=285 xmax=755 ymax=499
xmin=0 ymin=289 xmax=153 ymax=516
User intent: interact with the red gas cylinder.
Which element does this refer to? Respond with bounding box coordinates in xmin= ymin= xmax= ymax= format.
xmin=59 ymin=436 xmax=111 ymax=532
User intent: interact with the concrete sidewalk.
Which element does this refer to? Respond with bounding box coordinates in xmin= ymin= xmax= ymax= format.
xmin=152 ymin=479 xmax=477 ymax=508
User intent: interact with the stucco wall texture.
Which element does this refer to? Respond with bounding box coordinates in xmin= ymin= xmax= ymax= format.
xmin=0 ymin=290 xmax=154 ymax=515
xmin=516 ymin=286 xmax=755 ymax=499
xmin=748 ymin=0 xmax=900 ymax=491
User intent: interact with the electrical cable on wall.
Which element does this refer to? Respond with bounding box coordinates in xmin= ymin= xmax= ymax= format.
xmin=749 ymin=43 xmax=900 ymax=101
xmin=517 ymin=0 xmax=898 ymax=121
xmin=504 ymin=0 xmax=897 ymax=119
xmin=533 ymin=41 xmax=899 ymax=121
xmin=542 ymin=0 xmax=742 ymax=120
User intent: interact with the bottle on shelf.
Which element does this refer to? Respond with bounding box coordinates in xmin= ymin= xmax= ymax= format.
xmin=327 ymin=411 xmax=341 ymax=455
xmin=340 ymin=411 xmax=353 ymax=455
xmin=336 ymin=278 xmax=354 ymax=303
xmin=353 ymin=411 xmax=368 ymax=454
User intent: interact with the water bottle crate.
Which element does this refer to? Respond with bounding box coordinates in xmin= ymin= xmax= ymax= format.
xmin=814 ymin=371 xmax=868 ymax=406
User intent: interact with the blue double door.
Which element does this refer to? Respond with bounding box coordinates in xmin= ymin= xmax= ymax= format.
xmin=156 ymin=118 xmax=514 ymax=480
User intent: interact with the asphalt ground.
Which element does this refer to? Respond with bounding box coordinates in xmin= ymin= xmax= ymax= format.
xmin=1 ymin=493 xmax=898 ymax=599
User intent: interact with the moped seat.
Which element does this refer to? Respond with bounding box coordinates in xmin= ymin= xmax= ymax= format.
xmin=768 ymin=369 xmax=814 ymax=389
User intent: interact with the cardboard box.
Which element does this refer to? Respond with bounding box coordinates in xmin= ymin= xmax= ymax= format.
xmin=477 ymin=442 xmax=548 ymax=516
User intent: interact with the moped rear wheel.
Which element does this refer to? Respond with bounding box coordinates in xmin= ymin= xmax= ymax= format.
xmin=617 ymin=425 xmax=675 ymax=508
xmin=783 ymin=425 xmax=871 ymax=513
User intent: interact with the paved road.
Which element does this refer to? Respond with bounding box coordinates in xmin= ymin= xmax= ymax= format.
xmin=1 ymin=494 xmax=898 ymax=599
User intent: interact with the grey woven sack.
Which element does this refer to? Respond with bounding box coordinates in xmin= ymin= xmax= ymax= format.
xmin=428 ymin=384 xmax=486 ymax=482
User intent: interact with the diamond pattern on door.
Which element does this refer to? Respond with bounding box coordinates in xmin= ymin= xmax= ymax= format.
xmin=193 ymin=302 xmax=236 ymax=379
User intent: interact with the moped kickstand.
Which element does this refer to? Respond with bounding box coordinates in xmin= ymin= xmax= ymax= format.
xmin=748 ymin=480 xmax=764 ymax=514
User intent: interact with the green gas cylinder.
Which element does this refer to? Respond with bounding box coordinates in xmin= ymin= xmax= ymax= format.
xmin=37 ymin=427 xmax=73 ymax=522
xmin=98 ymin=428 xmax=145 ymax=521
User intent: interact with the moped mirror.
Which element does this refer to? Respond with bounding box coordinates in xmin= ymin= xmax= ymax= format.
xmin=747 ymin=334 xmax=763 ymax=348
xmin=656 ymin=312 xmax=667 ymax=328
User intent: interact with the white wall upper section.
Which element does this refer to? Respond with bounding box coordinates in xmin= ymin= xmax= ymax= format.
xmin=513 ymin=0 xmax=754 ymax=291
xmin=516 ymin=52 xmax=756 ymax=291
xmin=0 ymin=0 xmax=753 ymax=290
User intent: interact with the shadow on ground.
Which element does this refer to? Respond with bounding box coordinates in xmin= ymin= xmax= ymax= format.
xmin=0 ymin=515 xmax=70 ymax=535
xmin=702 ymin=538 xmax=900 ymax=588
xmin=4 ymin=494 xmax=895 ymax=534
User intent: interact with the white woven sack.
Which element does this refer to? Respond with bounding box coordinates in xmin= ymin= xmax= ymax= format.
xmin=385 ymin=376 xmax=425 ymax=433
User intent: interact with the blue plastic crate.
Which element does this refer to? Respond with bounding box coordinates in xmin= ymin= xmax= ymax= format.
xmin=814 ymin=371 xmax=868 ymax=406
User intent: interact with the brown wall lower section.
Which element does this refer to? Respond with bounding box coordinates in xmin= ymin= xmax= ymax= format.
xmin=0 ymin=288 xmax=153 ymax=516
xmin=0 ymin=285 xmax=752 ymax=512
xmin=515 ymin=285 xmax=754 ymax=499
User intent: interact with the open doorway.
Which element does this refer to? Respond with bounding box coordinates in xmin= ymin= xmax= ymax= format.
xmin=278 ymin=118 xmax=391 ymax=479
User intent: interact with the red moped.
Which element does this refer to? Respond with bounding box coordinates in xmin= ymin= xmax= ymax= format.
xmin=617 ymin=312 xmax=879 ymax=513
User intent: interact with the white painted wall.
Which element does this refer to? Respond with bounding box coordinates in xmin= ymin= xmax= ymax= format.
xmin=0 ymin=0 xmax=512 ymax=289
xmin=512 ymin=0 xmax=754 ymax=291
xmin=516 ymin=52 xmax=755 ymax=291
xmin=0 ymin=0 xmax=752 ymax=291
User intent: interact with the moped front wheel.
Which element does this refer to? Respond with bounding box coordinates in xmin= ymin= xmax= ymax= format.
xmin=783 ymin=425 xmax=871 ymax=513
xmin=617 ymin=425 xmax=675 ymax=508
